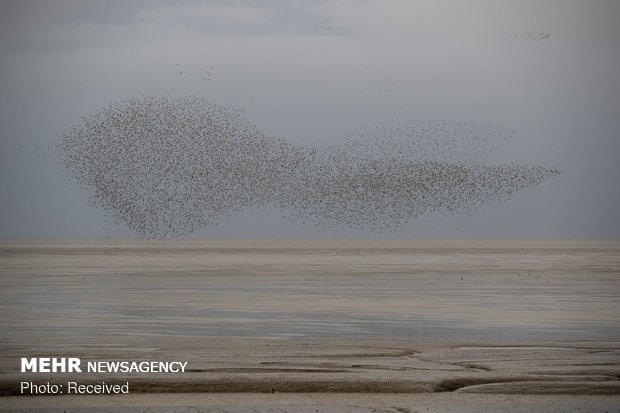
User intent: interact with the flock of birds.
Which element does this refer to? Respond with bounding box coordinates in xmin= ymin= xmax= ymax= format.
xmin=513 ymin=32 xmax=551 ymax=41
xmin=54 ymin=95 xmax=560 ymax=239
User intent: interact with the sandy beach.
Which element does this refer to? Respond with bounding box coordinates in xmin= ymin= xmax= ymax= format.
xmin=1 ymin=239 xmax=619 ymax=411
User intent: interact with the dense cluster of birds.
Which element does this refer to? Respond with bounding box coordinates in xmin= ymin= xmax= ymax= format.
xmin=54 ymin=95 xmax=560 ymax=238
xmin=513 ymin=32 xmax=551 ymax=41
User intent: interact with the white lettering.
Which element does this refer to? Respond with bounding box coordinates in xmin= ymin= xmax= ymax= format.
xmin=21 ymin=357 xmax=81 ymax=373
xmin=67 ymin=381 xmax=129 ymax=394
xmin=68 ymin=357 xmax=82 ymax=372
xmin=21 ymin=358 xmax=37 ymax=373
xmin=20 ymin=381 xmax=61 ymax=394
xmin=39 ymin=358 xmax=50 ymax=373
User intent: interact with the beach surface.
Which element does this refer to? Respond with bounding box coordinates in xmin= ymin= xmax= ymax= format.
xmin=1 ymin=239 xmax=619 ymax=411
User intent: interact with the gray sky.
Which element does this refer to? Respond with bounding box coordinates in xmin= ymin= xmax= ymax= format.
xmin=1 ymin=0 xmax=619 ymax=239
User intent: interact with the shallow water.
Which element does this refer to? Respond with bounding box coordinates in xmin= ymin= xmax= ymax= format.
xmin=1 ymin=240 xmax=619 ymax=347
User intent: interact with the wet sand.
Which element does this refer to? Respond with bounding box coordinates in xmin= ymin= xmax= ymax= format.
xmin=1 ymin=239 xmax=619 ymax=411
xmin=3 ymin=393 xmax=620 ymax=413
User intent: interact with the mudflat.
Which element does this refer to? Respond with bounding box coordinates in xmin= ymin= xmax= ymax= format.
xmin=1 ymin=239 xmax=619 ymax=411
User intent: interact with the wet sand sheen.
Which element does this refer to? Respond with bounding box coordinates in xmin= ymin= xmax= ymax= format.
xmin=0 ymin=239 xmax=619 ymax=409
xmin=1 ymin=239 xmax=619 ymax=345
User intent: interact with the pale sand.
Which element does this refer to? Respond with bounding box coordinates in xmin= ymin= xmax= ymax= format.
xmin=0 ymin=239 xmax=619 ymax=411
xmin=3 ymin=393 xmax=620 ymax=412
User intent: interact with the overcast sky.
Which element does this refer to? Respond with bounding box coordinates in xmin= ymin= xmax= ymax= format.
xmin=0 ymin=0 xmax=619 ymax=239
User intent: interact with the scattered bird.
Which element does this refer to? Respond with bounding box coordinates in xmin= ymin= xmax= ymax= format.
xmin=513 ymin=32 xmax=550 ymax=41
xmin=176 ymin=64 xmax=214 ymax=81
xmin=53 ymin=95 xmax=561 ymax=239
xmin=313 ymin=20 xmax=334 ymax=34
